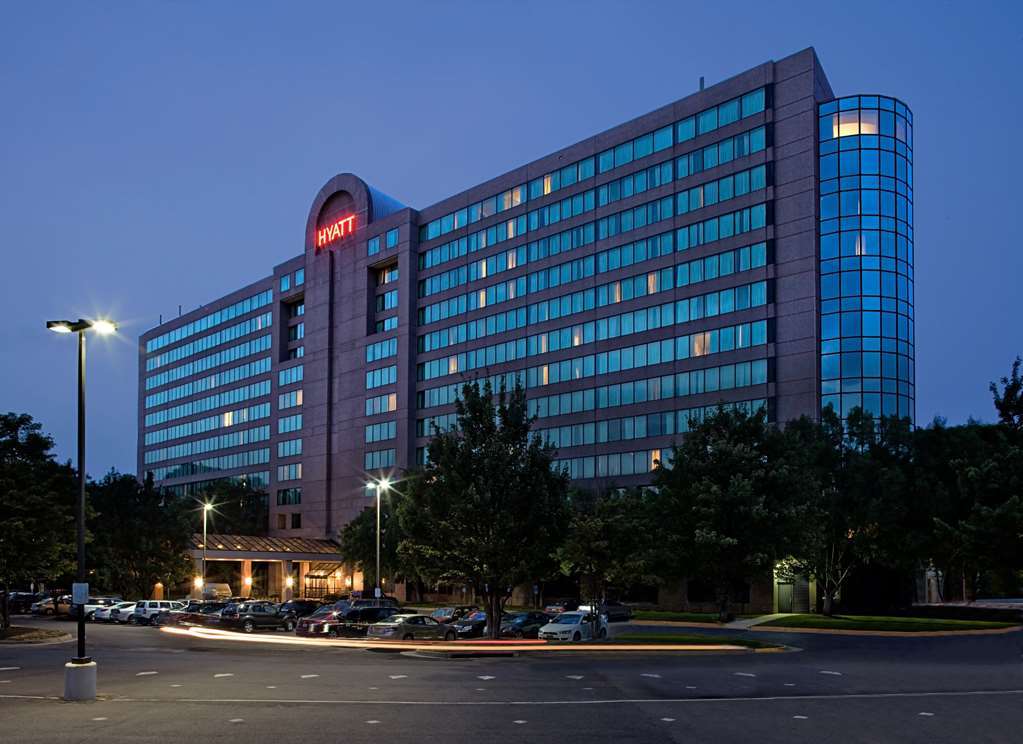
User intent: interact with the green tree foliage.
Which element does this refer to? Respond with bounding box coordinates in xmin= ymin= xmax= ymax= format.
xmin=0 ymin=413 xmax=77 ymax=598
xmin=338 ymin=494 xmax=418 ymax=595
xmin=396 ymin=380 xmax=570 ymax=638
xmin=650 ymin=406 xmax=797 ymax=622
xmin=558 ymin=488 xmax=653 ymax=605
xmin=990 ymin=356 xmax=1023 ymax=430
xmin=88 ymin=472 xmax=194 ymax=600
xmin=195 ymin=480 xmax=269 ymax=535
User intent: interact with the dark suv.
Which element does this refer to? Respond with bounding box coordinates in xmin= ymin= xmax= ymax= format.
xmin=277 ymin=599 xmax=325 ymax=631
xmin=296 ymin=605 xmax=399 ymax=637
xmin=218 ymin=601 xmax=286 ymax=633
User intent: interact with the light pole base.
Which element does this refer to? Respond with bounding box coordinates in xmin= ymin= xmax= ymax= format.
xmin=63 ymin=661 xmax=97 ymax=701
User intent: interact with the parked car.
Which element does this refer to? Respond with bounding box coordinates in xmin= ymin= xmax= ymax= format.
xmin=429 ymin=606 xmax=478 ymax=624
xmin=108 ymin=602 xmax=137 ymax=623
xmin=277 ymin=598 xmax=325 ymax=631
xmin=538 ymin=612 xmax=608 ymax=642
xmin=132 ymin=600 xmax=185 ymax=625
xmin=544 ymin=598 xmax=581 ymax=614
xmin=177 ymin=600 xmax=229 ymax=626
xmin=577 ymin=600 xmax=633 ymax=622
xmin=487 ymin=611 xmax=550 ymax=639
xmin=218 ymin=601 xmax=286 ymax=633
xmin=78 ymin=596 xmax=122 ymax=620
xmin=367 ymin=613 xmax=457 ymax=641
xmin=351 ymin=595 xmax=401 ymax=609
xmin=6 ymin=592 xmax=43 ymax=614
xmin=31 ymin=595 xmax=72 ymax=617
xmin=94 ymin=601 xmax=135 ymax=622
xmin=452 ymin=610 xmax=489 ymax=639
xmin=297 ymin=605 xmax=400 ymax=637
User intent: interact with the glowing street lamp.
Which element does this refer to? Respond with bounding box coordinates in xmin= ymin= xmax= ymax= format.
xmin=45 ymin=317 xmax=117 ymax=700
xmin=201 ymin=502 xmax=214 ymax=594
xmin=371 ymin=477 xmax=392 ymax=600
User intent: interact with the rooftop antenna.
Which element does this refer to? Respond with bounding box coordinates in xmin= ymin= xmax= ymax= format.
xmin=178 ymin=304 xmax=182 ymax=317
xmin=699 ymin=76 xmax=705 ymax=91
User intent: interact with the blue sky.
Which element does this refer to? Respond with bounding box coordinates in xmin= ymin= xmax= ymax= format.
xmin=1 ymin=1 xmax=1020 ymax=474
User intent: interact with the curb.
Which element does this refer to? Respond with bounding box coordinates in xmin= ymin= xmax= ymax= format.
xmin=0 ymin=632 xmax=73 ymax=645
xmin=750 ymin=624 xmax=1023 ymax=638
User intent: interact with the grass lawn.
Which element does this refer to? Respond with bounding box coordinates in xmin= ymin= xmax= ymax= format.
xmin=758 ymin=614 xmax=1020 ymax=632
xmin=632 ymin=610 xmax=756 ymax=623
xmin=0 ymin=625 xmax=69 ymax=642
xmin=613 ymin=632 xmax=776 ymax=649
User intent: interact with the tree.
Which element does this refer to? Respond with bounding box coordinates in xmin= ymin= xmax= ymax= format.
xmin=558 ymin=487 xmax=652 ymax=608
xmin=195 ymin=479 xmax=270 ymax=535
xmin=0 ymin=413 xmax=77 ymax=628
xmin=990 ymin=356 xmax=1023 ymax=430
xmin=397 ymin=379 xmax=570 ymax=638
xmin=651 ymin=406 xmax=796 ymax=622
xmin=338 ymin=493 xmax=424 ymax=597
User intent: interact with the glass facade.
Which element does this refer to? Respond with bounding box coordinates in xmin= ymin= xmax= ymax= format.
xmin=818 ymin=95 xmax=914 ymax=422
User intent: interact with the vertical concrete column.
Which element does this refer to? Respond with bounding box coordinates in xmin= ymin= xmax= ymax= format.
xmin=191 ymin=556 xmax=204 ymax=599
xmin=282 ymin=560 xmax=295 ymax=602
xmin=297 ymin=562 xmax=308 ymax=598
xmin=267 ymin=562 xmax=282 ymax=601
xmin=240 ymin=560 xmax=253 ymax=598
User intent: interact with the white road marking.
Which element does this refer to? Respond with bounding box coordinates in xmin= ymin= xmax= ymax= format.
xmin=170 ymin=684 xmax=183 ymax=688
xmin=92 ymin=717 xmax=108 ymax=721
xmin=0 ymin=667 xmax=20 ymax=672
xmin=784 ymin=683 xmax=796 ymax=687
xmin=0 ymin=681 xmax=10 ymax=684
xmin=477 ymin=675 xmax=495 ymax=680
xmin=513 ymin=720 xmax=527 ymax=724
xmin=566 ymin=675 xmax=584 ymax=680
xmin=366 ymin=720 xmax=381 ymax=725
xmin=389 ymin=674 xmax=408 ymax=680
xmin=819 ymin=670 xmax=843 ymax=676
xmin=476 ymin=688 xmax=487 ymax=691
xmin=685 ymin=686 xmax=697 ymax=690
xmin=734 ymin=672 xmax=756 ymax=677
xmin=229 ymin=718 xmax=244 ymax=723
xmin=300 ymin=674 xmax=319 ymax=679
xmin=266 ymin=686 xmax=277 ymax=689
xmin=660 ymin=717 xmax=676 ymax=722
xmin=640 ymin=673 xmax=661 ymax=678
xmin=919 ymin=712 xmax=935 ymax=717
xmin=583 ymin=687 xmax=594 ymax=690
xmin=369 ymin=687 xmax=379 ymax=690
xmin=136 ymin=671 xmax=158 ymax=676
xmin=793 ymin=715 xmax=809 ymax=720
xmin=214 ymin=673 xmax=234 ymax=678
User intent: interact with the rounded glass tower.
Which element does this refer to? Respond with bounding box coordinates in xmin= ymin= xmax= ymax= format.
xmin=817 ymin=95 xmax=914 ymax=423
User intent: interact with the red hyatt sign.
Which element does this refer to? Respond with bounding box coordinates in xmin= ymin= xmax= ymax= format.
xmin=316 ymin=214 xmax=356 ymax=249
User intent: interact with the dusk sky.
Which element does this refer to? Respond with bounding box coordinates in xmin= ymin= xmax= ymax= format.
xmin=1 ymin=1 xmax=1020 ymax=476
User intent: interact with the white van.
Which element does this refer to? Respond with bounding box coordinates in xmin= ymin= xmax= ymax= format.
xmin=132 ymin=600 xmax=185 ymax=625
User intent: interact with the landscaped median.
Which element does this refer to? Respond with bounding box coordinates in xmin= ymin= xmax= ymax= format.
xmin=0 ymin=625 xmax=71 ymax=643
xmin=631 ymin=611 xmax=756 ymax=624
xmin=753 ymin=614 xmax=1023 ymax=635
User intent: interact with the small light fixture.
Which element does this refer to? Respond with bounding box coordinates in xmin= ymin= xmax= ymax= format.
xmin=91 ymin=319 xmax=117 ymax=335
xmin=47 ymin=320 xmax=73 ymax=333
xmin=243 ymin=576 xmax=253 ymax=587
xmin=193 ymin=577 xmax=204 ymax=588
xmin=285 ymin=576 xmax=294 ymax=588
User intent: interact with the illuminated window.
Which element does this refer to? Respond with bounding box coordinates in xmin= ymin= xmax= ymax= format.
xmin=834 ymin=111 xmax=859 ymax=137
xmin=477 ymin=290 xmax=487 ymax=308
xmin=649 ymin=449 xmax=661 ymax=471
xmin=860 ymin=109 xmax=879 ymax=135
xmin=543 ymin=175 xmax=553 ymax=195
xmin=541 ymin=365 xmax=549 ymax=385
xmin=647 ymin=272 xmax=657 ymax=294
xmin=448 ymin=357 xmax=459 ymax=374
xmin=222 ymin=411 xmax=234 ymax=427
xmin=572 ymin=327 xmax=583 ymax=347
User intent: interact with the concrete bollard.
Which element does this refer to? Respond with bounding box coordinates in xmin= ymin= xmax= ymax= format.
xmin=63 ymin=661 xmax=97 ymax=701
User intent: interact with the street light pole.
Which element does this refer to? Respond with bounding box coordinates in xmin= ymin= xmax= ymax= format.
xmin=46 ymin=317 xmax=117 ymax=701
xmin=74 ymin=327 xmax=87 ymax=663
xmin=372 ymin=478 xmax=391 ymax=601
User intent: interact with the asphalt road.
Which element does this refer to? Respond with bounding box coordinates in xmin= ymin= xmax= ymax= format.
xmin=2 ymin=616 xmax=1022 ymax=743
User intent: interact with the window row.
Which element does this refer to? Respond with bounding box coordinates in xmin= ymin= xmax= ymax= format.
xmin=420 ymin=185 xmax=526 ymax=243
xmin=366 ymin=337 xmax=398 ymax=363
xmin=145 ymin=335 xmax=272 ymax=391
xmin=277 ymin=463 xmax=302 ymax=482
xmin=144 ymin=357 xmax=270 ymax=410
xmin=277 ymin=438 xmax=302 ymax=458
xmin=279 ymin=267 xmax=305 ymax=293
xmin=366 ymin=365 xmax=398 ymax=390
xmin=149 ymin=447 xmax=270 ymax=482
xmin=146 ymin=289 xmax=273 ymax=353
xmin=278 ymin=413 xmax=303 ymax=434
xmin=821 ymin=269 xmax=912 ymax=304
xmin=278 ymin=389 xmax=303 ymax=410
xmin=365 ymin=392 xmax=398 ymax=416
xmin=162 ymin=472 xmax=269 ymax=498
xmin=279 ymin=365 xmax=304 ymax=387
xmin=526 ymin=320 xmax=768 ymax=388
xmin=377 ymin=265 xmax=399 ymax=286
xmin=376 ymin=316 xmax=398 ymax=333
xmin=368 ymin=227 xmax=400 ymax=256
xmin=277 ymin=487 xmax=302 ymax=506
xmin=365 ymin=448 xmax=396 ymax=470
xmin=144 ymin=402 xmax=270 ymax=446
xmin=144 ymin=424 xmax=270 ymax=465
xmin=417 ymin=371 xmax=523 ymax=410
xmin=554 ymin=447 xmax=666 ymax=480
xmin=366 ymin=420 xmax=397 ymax=443
xmin=146 ymin=312 xmax=273 ymax=372
xmin=376 ymin=290 xmax=399 ymax=312
xmin=821 ymin=351 xmax=914 ymax=383
xmin=144 ymin=380 xmax=270 ymax=428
